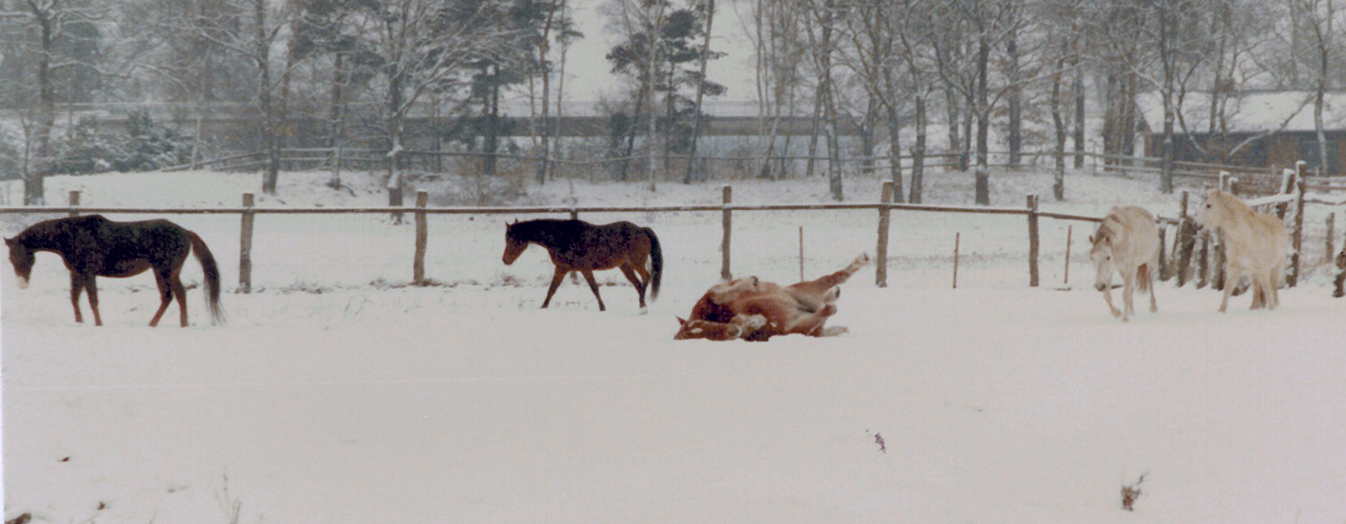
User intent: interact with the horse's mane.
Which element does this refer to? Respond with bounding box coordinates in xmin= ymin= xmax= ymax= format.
xmin=1095 ymin=217 xmax=1120 ymax=244
xmin=508 ymin=218 xmax=582 ymax=242
xmin=1212 ymin=189 xmax=1256 ymax=220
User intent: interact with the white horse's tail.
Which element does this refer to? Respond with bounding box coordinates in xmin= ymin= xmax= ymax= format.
xmin=1136 ymin=263 xmax=1153 ymax=294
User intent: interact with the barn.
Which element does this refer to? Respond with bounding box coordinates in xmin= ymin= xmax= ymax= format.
xmin=1139 ymin=90 xmax=1346 ymax=177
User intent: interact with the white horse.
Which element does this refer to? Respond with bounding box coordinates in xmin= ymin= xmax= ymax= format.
xmin=1194 ymin=189 xmax=1290 ymax=312
xmin=1090 ymin=206 xmax=1160 ymax=321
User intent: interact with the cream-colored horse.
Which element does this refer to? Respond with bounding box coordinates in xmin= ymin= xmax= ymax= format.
xmin=1090 ymin=206 xmax=1160 ymax=321
xmin=1195 ymin=189 xmax=1290 ymax=312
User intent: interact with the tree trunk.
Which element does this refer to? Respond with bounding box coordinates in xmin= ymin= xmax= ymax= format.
xmin=974 ymin=33 xmax=990 ymax=205
xmin=683 ymin=0 xmax=716 ymax=184
xmin=1006 ymin=19 xmax=1022 ymax=167
xmin=26 ymin=7 xmax=55 ymax=205
xmin=254 ymin=0 xmax=279 ymax=196
xmin=1051 ymin=49 xmax=1067 ymax=201
xmin=1072 ymin=57 xmax=1085 ymax=169
xmin=911 ymin=95 xmax=926 ymax=203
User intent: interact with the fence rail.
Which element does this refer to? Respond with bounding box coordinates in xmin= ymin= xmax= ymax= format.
xmin=4 ymin=169 xmax=1338 ymax=293
xmin=0 ymin=182 xmax=1106 ymax=290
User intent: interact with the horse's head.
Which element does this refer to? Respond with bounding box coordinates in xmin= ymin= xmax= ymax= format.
xmin=1195 ymin=189 xmax=1236 ymax=231
xmin=4 ymin=237 xmax=32 ymax=289
xmin=502 ymin=221 xmax=527 ymax=265
xmin=1088 ymin=226 xmax=1115 ymax=292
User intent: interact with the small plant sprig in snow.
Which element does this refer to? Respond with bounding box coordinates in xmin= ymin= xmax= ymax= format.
xmin=1121 ymin=473 xmax=1147 ymax=511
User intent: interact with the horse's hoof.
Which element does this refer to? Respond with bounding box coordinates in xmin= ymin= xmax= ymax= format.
xmin=1110 ymin=308 xmax=1121 ymax=318
xmin=741 ymin=314 xmax=767 ymax=329
xmin=821 ymin=326 xmax=849 ymax=337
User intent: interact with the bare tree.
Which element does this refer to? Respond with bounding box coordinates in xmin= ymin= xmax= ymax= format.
xmin=3 ymin=0 xmax=104 ymax=204
xmin=351 ymin=0 xmax=522 ymax=209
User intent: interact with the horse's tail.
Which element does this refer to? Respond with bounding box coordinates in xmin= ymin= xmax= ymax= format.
xmin=188 ymin=231 xmax=225 ymax=325
xmin=1137 ymin=262 xmax=1153 ymax=294
xmin=644 ymin=227 xmax=663 ymax=301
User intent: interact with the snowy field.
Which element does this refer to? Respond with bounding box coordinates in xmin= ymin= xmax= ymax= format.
xmin=3 ymin=167 xmax=1346 ymax=523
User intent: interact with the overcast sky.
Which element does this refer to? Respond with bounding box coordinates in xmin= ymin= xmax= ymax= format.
xmin=554 ymin=0 xmax=759 ymax=104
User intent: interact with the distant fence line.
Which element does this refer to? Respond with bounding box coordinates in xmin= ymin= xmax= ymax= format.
xmin=159 ymin=147 xmax=1346 ymax=194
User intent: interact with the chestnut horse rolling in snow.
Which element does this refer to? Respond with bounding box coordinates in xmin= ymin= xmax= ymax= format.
xmin=5 ymin=214 xmax=224 ymax=327
xmin=674 ymin=253 xmax=869 ymax=341
xmin=502 ymin=218 xmax=663 ymax=312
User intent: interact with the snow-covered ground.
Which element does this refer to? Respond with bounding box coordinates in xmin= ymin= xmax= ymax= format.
xmin=4 ymin=167 xmax=1346 ymax=524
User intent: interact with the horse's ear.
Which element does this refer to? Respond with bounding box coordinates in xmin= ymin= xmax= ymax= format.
xmin=676 ymin=316 xmax=687 ymax=326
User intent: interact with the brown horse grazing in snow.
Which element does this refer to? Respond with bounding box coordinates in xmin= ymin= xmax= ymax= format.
xmin=5 ymin=215 xmax=224 ymax=327
xmin=675 ymin=253 xmax=869 ymax=341
xmin=502 ymin=218 xmax=663 ymax=312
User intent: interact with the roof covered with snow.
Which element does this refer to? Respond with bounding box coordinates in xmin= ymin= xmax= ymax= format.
xmin=1138 ymin=90 xmax=1346 ymax=134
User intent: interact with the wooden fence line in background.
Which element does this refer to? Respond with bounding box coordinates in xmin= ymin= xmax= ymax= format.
xmin=7 ymin=177 xmax=1335 ymax=292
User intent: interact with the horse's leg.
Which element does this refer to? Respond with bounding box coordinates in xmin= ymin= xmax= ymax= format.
xmin=1146 ymin=258 xmax=1159 ymax=313
xmin=85 ymin=275 xmax=103 ymax=327
xmin=1120 ymin=269 xmax=1135 ymax=322
xmin=69 ymin=273 xmax=85 ymax=324
xmin=580 ymin=270 xmax=606 ymax=311
xmin=789 ymin=303 xmax=838 ymax=336
xmin=149 ymin=273 xmax=174 ymax=327
xmin=1099 ymin=276 xmax=1122 ymax=318
xmin=541 ymin=267 xmax=567 ymax=309
xmin=617 ymin=263 xmax=646 ymax=310
xmin=1218 ymin=265 xmax=1238 ymax=313
xmin=786 ymin=254 xmax=869 ymax=303
xmin=169 ymin=275 xmax=189 ymax=327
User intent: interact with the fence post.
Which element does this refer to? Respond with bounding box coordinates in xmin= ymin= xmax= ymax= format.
xmin=1197 ymin=231 xmax=1210 ymax=289
xmin=1290 ymin=171 xmax=1306 ymax=287
xmin=1327 ymin=213 xmax=1336 ymax=264
xmin=414 ymin=191 xmax=428 ymax=285
xmin=876 ymin=181 xmax=893 ymax=287
xmin=240 ymin=193 xmax=255 ymax=294
xmin=68 ymin=191 xmax=80 ymax=217
xmin=1027 ymin=194 xmax=1040 ymax=287
xmin=721 ymin=185 xmax=732 ymax=280
xmin=1156 ymin=225 xmax=1169 ymax=281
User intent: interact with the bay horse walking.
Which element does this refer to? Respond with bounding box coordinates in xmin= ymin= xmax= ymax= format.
xmin=502 ymin=219 xmax=663 ymax=312
xmin=1089 ymin=206 xmax=1160 ymax=322
xmin=675 ymin=253 xmax=869 ymax=341
xmin=5 ymin=215 xmax=224 ymax=327
xmin=1195 ymin=189 xmax=1290 ymax=312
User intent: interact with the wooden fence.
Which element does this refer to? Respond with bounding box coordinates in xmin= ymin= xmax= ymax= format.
xmin=2 ymin=182 xmax=1106 ymax=291
xmin=3 ymin=173 xmax=1340 ymax=294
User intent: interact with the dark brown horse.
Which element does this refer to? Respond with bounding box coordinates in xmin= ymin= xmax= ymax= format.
xmin=502 ymin=218 xmax=663 ymax=312
xmin=5 ymin=215 xmax=224 ymax=327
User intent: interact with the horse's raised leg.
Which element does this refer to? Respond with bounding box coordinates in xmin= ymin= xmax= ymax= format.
xmin=85 ymin=276 xmax=102 ymax=327
xmin=617 ymin=264 xmax=647 ymax=310
xmin=149 ymin=273 xmax=174 ymax=327
xmin=541 ymin=267 xmax=567 ymax=309
xmin=69 ymin=273 xmax=85 ymax=323
xmin=786 ymin=254 xmax=870 ymax=303
xmin=580 ymin=270 xmax=606 ymax=312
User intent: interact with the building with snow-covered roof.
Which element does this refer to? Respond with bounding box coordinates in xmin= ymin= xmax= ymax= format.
xmin=1139 ymin=90 xmax=1346 ymax=176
